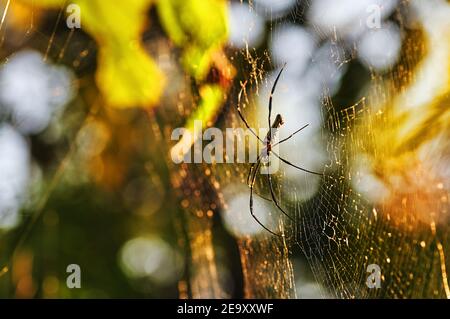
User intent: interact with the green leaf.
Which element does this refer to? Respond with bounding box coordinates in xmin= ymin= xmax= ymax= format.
xmin=23 ymin=0 xmax=166 ymax=109
xmin=157 ymin=0 xmax=228 ymax=80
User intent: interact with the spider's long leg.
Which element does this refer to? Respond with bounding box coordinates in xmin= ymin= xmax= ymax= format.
xmin=247 ymin=157 xmax=271 ymax=201
xmin=266 ymin=171 xmax=295 ymax=222
xmin=268 ymin=64 xmax=286 ymax=129
xmin=237 ymin=82 xmax=264 ymax=144
xmin=273 ymin=124 xmax=309 ymax=147
xmin=236 ymin=105 xmax=264 ymax=144
xmin=271 ymin=151 xmax=323 ymax=176
xmin=250 ymin=159 xmax=282 ymax=237
xmin=246 ymin=156 xmax=260 ymax=186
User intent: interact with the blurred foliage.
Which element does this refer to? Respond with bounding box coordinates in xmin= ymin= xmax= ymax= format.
xmin=25 ymin=0 xmax=229 ymax=112
xmin=0 ymin=0 xmax=448 ymax=300
xmin=158 ymin=0 xmax=231 ymax=157
xmin=186 ymin=85 xmax=225 ymax=129
xmin=157 ymin=0 xmax=228 ymax=80
xmin=0 ymin=0 xmax=233 ymax=299
xmin=24 ymin=0 xmax=165 ymax=109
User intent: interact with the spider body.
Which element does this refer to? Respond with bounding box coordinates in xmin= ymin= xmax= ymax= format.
xmin=260 ymin=114 xmax=283 ymax=159
xmin=236 ymin=65 xmax=323 ymax=236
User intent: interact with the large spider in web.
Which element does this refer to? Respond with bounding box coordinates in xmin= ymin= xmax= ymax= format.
xmin=236 ymin=65 xmax=323 ymax=237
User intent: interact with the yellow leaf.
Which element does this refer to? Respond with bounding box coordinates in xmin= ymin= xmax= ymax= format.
xmin=158 ymin=0 xmax=230 ymax=158
xmin=20 ymin=0 xmax=166 ymax=109
xmin=157 ymin=0 xmax=228 ymax=80
xmin=171 ymin=84 xmax=226 ymax=161
xmin=185 ymin=84 xmax=225 ymax=130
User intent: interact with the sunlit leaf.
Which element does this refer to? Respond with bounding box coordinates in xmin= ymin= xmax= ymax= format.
xmin=21 ymin=0 xmax=166 ymax=109
xmin=185 ymin=84 xmax=225 ymax=130
xmin=158 ymin=0 xmax=229 ymax=158
xmin=157 ymin=0 xmax=228 ymax=80
xmin=170 ymin=84 xmax=226 ymax=162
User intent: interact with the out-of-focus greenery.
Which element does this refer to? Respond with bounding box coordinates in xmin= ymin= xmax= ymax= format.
xmin=23 ymin=0 xmax=166 ymax=109
xmin=157 ymin=0 xmax=228 ymax=80
xmin=26 ymin=0 xmax=228 ymax=110
xmin=0 ymin=0 xmax=232 ymax=298
xmin=158 ymin=0 xmax=230 ymax=156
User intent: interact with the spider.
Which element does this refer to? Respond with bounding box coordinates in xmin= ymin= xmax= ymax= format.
xmin=236 ymin=65 xmax=323 ymax=237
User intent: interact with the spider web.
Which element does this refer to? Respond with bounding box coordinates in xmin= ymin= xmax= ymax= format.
xmin=207 ymin=0 xmax=450 ymax=299
xmin=0 ymin=0 xmax=449 ymax=299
